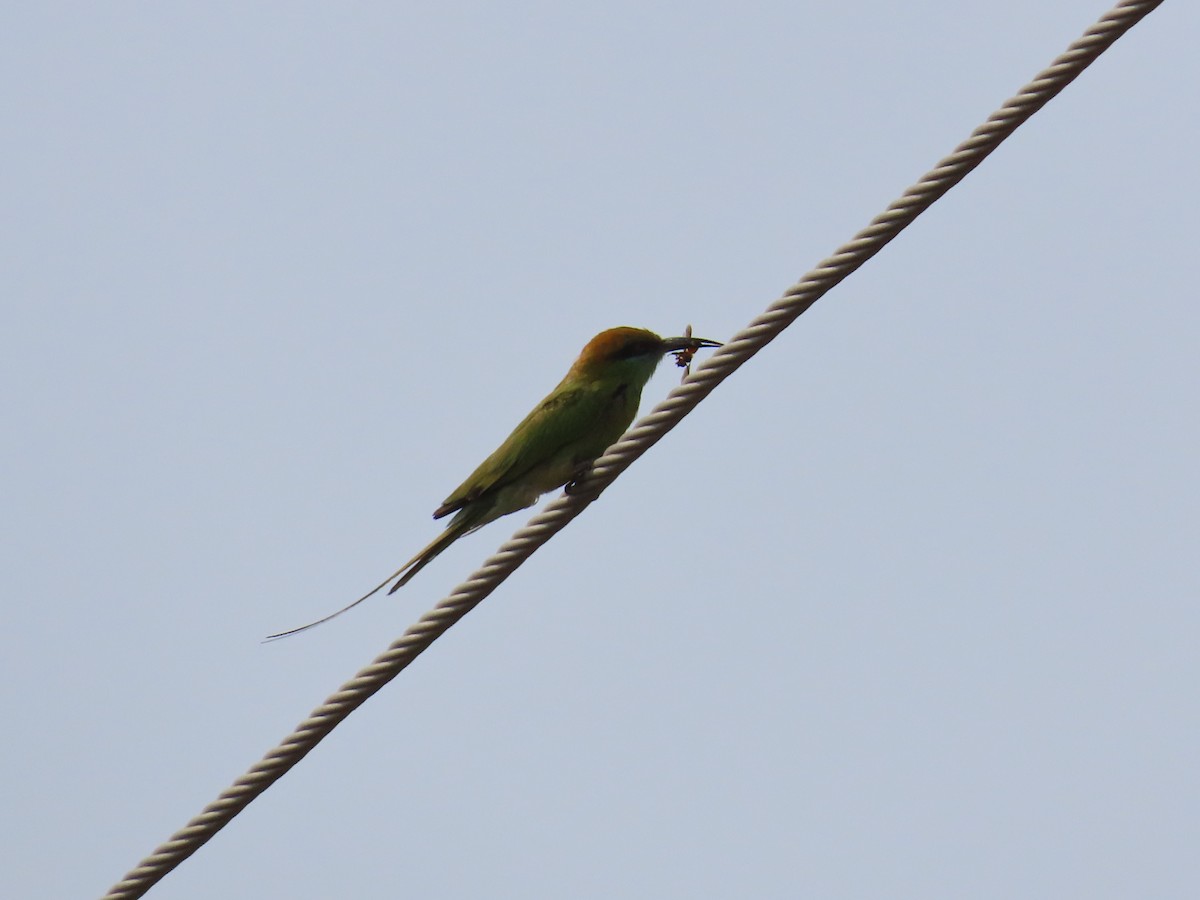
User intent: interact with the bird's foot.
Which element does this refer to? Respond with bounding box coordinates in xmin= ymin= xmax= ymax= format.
xmin=564 ymin=464 xmax=596 ymax=496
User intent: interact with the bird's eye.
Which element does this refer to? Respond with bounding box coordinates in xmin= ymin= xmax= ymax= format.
xmin=613 ymin=339 xmax=659 ymax=360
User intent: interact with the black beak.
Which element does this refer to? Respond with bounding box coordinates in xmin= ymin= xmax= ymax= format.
xmin=661 ymin=336 xmax=723 ymax=353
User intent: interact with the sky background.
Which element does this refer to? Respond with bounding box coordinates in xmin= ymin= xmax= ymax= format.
xmin=3 ymin=2 xmax=1197 ymax=898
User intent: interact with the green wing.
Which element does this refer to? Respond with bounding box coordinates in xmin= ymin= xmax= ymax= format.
xmin=434 ymin=381 xmax=633 ymax=519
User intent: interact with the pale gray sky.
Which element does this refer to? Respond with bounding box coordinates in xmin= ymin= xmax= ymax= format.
xmin=4 ymin=2 xmax=1198 ymax=898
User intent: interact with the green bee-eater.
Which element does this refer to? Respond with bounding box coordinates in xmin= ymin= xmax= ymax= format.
xmin=267 ymin=326 xmax=721 ymax=638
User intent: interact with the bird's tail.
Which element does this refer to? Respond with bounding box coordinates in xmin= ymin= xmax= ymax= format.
xmin=264 ymin=520 xmax=470 ymax=640
xmin=386 ymin=522 xmax=465 ymax=593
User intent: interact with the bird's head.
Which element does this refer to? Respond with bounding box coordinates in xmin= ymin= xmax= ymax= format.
xmin=570 ymin=327 xmax=722 ymax=382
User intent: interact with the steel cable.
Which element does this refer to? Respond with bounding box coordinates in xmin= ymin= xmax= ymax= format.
xmin=102 ymin=2 xmax=1165 ymax=895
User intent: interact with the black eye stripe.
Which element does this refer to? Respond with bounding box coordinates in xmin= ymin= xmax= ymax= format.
xmin=612 ymin=339 xmax=661 ymax=360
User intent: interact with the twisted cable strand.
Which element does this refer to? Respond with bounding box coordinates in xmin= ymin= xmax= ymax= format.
xmin=102 ymin=2 xmax=1163 ymax=896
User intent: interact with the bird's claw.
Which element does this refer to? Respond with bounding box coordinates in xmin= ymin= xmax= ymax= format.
xmin=565 ymin=463 xmax=598 ymax=496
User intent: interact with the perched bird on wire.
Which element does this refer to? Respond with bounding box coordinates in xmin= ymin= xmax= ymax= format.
xmin=267 ymin=326 xmax=721 ymax=639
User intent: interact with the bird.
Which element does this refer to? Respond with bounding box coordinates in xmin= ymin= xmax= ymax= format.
xmin=266 ymin=326 xmax=721 ymax=639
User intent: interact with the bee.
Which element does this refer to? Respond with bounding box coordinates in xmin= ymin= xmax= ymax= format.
xmin=673 ymin=324 xmax=698 ymax=376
